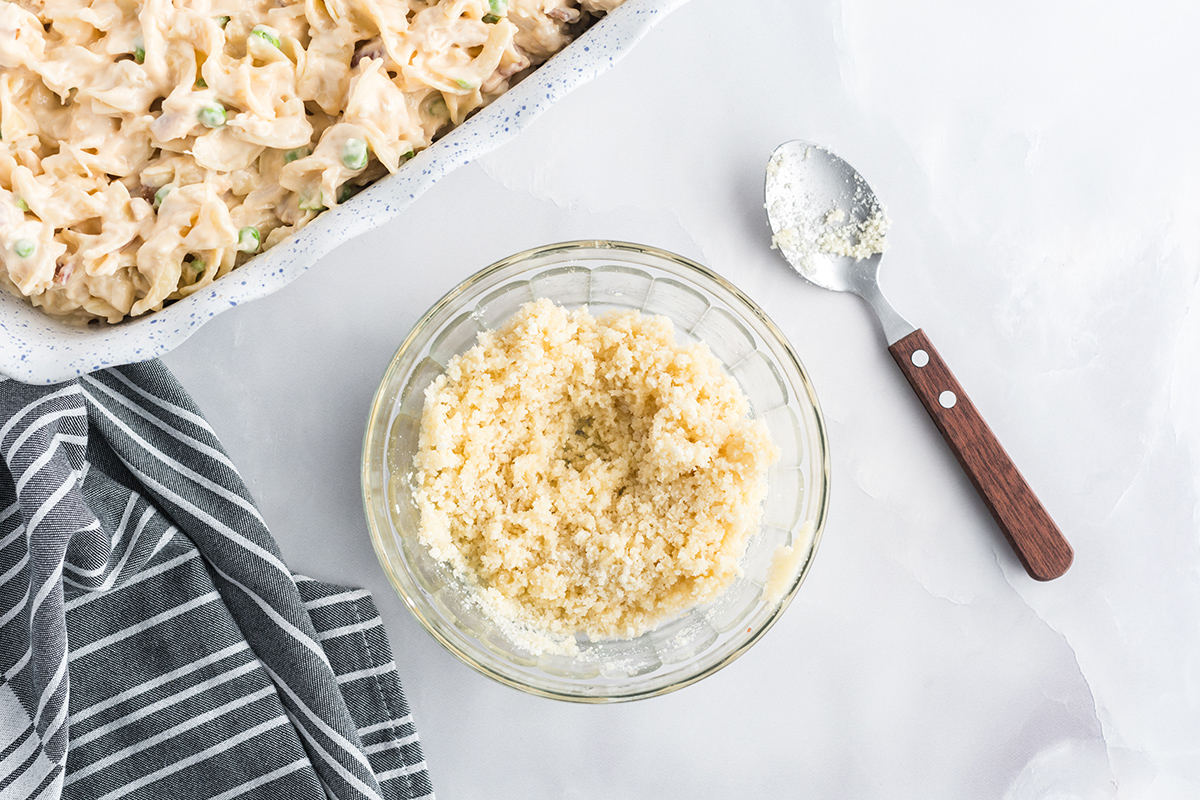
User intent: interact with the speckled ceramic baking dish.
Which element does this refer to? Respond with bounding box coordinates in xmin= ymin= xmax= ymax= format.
xmin=0 ymin=0 xmax=688 ymax=385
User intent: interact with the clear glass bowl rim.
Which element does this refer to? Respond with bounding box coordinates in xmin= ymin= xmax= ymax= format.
xmin=361 ymin=239 xmax=832 ymax=702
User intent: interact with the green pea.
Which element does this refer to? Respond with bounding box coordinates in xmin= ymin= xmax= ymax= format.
xmin=15 ymin=198 xmax=28 ymax=211
xmin=236 ymin=226 xmax=261 ymax=253
xmin=489 ymin=0 xmax=507 ymax=14
xmin=284 ymin=147 xmax=309 ymax=164
xmin=482 ymin=13 xmax=500 ymax=23
xmin=453 ymin=78 xmax=477 ymax=90
xmin=298 ymin=195 xmax=325 ymax=212
xmin=14 ymin=239 xmax=35 ymax=258
xmin=154 ymin=185 xmax=172 ymax=207
xmin=251 ymin=25 xmax=281 ymax=50
xmin=195 ymin=77 xmax=207 ymax=89
xmin=133 ymin=36 xmax=145 ymax=64
xmin=190 ymin=258 xmax=206 ymax=273
xmin=340 ymin=138 xmax=368 ymax=170
xmin=197 ymin=104 xmax=226 ymax=129
xmin=215 ymin=15 xmax=231 ymax=27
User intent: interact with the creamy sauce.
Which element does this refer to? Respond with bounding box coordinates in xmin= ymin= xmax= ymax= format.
xmin=0 ymin=0 xmax=624 ymax=323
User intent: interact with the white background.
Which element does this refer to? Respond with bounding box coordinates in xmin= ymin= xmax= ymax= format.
xmin=164 ymin=0 xmax=1200 ymax=796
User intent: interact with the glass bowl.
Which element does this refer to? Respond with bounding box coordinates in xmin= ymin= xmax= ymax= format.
xmin=361 ymin=241 xmax=830 ymax=702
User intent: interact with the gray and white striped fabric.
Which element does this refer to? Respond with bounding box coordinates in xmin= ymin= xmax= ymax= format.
xmin=0 ymin=361 xmax=433 ymax=800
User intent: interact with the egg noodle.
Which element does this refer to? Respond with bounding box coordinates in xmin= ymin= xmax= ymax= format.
xmin=0 ymin=0 xmax=624 ymax=323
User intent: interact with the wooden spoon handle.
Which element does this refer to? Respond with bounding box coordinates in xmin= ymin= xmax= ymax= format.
xmin=888 ymin=329 xmax=1073 ymax=580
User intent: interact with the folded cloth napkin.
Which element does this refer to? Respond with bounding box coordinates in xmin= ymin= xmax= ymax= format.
xmin=0 ymin=362 xmax=433 ymax=800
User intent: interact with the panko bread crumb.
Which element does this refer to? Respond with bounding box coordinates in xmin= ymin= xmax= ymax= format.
xmin=414 ymin=298 xmax=779 ymax=640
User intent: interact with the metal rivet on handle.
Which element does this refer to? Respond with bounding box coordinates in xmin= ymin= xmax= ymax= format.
xmin=939 ymin=391 xmax=957 ymax=409
xmin=911 ymin=349 xmax=929 ymax=367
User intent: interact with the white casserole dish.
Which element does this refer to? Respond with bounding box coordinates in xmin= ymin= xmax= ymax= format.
xmin=0 ymin=0 xmax=688 ymax=385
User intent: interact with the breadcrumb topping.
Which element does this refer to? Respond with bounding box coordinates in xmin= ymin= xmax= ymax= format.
xmin=414 ymin=299 xmax=779 ymax=640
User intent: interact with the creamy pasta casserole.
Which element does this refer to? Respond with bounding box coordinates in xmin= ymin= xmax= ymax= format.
xmin=0 ymin=0 xmax=625 ymax=323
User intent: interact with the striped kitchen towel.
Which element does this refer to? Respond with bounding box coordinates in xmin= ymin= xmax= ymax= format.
xmin=0 ymin=361 xmax=433 ymax=800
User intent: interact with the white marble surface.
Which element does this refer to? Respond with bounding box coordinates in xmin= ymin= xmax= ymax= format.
xmin=162 ymin=0 xmax=1200 ymax=796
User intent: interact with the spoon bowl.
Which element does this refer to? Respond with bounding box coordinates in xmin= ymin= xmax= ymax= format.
xmin=766 ymin=141 xmax=914 ymax=344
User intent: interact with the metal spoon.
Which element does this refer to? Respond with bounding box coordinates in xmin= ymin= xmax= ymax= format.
xmin=765 ymin=140 xmax=1073 ymax=581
